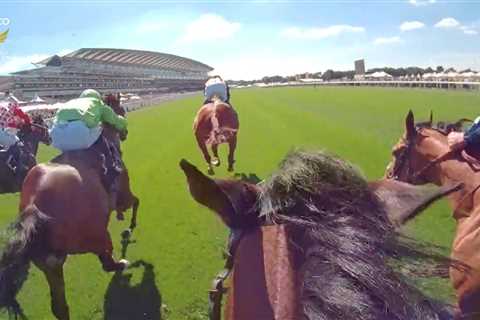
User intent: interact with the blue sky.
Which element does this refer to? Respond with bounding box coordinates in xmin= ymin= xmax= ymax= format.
xmin=0 ymin=0 xmax=479 ymax=80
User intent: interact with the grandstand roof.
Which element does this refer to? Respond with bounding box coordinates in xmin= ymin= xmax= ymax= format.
xmin=36 ymin=48 xmax=213 ymax=72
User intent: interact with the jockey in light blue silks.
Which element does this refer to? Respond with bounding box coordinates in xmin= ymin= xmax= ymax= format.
xmin=50 ymin=89 xmax=128 ymax=197
xmin=50 ymin=89 xmax=127 ymax=152
xmin=204 ymin=75 xmax=231 ymax=105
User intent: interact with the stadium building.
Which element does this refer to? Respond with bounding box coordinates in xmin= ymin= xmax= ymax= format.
xmin=7 ymin=48 xmax=213 ymax=99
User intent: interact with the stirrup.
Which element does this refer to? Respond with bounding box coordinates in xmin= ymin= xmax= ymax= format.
xmin=100 ymin=154 xmax=108 ymax=175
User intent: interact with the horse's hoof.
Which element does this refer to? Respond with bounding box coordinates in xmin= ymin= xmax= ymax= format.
xmin=211 ymin=158 xmax=220 ymax=167
xmin=121 ymin=228 xmax=132 ymax=239
xmin=207 ymin=167 xmax=215 ymax=175
xmin=116 ymin=212 xmax=125 ymax=221
xmin=119 ymin=259 xmax=130 ymax=270
xmin=227 ymin=166 xmax=234 ymax=172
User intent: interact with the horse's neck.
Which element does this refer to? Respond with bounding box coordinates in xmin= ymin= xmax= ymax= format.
xmin=23 ymin=134 xmax=40 ymax=156
xmin=435 ymin=159 xmax=480 ymax=217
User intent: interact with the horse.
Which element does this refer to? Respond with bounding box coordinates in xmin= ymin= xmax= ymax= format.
xmin=385 ymin=110 xmax=480 ymax=319
xmin=180 ymin=150 xmax=464 ymax=320
xmin=0 ymin=117 xmax=51 ymax=193
xmin=103 ymin=93 xmax=139 ymax=234
xmin=193 ymin=95 xmax=239 ymax=175
xmin=0 ymin=96 xmax=134 ymax=320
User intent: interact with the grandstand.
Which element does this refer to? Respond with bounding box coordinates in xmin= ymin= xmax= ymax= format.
xmin=8 ymin=48 xmax=213 ymax=99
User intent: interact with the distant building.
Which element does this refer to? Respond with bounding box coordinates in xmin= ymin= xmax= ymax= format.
xmin=7 ymin=48 xmax=213 ymax=99
xmin=354 ymin=59 xmax=366 ymax=75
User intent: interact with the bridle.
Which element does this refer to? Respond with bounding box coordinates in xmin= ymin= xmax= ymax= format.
xmin=388 ymin=130 xmax=454 ymax=184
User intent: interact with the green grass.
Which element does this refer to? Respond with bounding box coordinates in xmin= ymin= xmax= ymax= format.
xmin=1 ymin=86 xmax=479 ymax=319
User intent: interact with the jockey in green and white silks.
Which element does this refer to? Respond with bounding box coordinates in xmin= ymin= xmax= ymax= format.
xmin=50 ymin=89 xmax=127 ymax=152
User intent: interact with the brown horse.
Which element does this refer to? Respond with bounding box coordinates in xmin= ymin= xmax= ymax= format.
xmin=103 ymin=93 xmax=139 ymax=234
xmin=193 ymin=96 xmax=239 ymax=175
xmin=181 ymin=150 xmax=462 ymax=320
xmin=0 ymin=96 xmax=134 ymax=320
xmin=0 ymin=118 xmax=51 ymax=193
xmin=386 ymin=111 xmax=480 ymax=319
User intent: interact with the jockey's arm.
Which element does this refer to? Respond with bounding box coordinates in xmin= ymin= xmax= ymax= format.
xmin=99 ymin=103 xmax=127 ymax=133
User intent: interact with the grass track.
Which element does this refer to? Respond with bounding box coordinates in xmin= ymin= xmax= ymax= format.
xmin=1 ymin=86 xmax=479 ymax=319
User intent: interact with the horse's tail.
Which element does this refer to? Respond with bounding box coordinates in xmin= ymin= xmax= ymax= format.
xmin=207 ymin=95 xmax=237 ymax=145
xmin=0 ymin=204 xmax=49 ymax=316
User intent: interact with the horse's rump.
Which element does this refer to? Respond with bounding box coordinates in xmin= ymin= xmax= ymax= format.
xmin=194 ymin=102 xmax=238 ymax=146
xmin=19 ymin=162 xmax=110 ymax=254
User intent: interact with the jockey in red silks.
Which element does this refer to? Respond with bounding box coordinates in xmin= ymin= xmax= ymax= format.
xmin=0 ymin=101 xmax=32 ymax=173
xmin=204 ymin=75 xmax=231 ymax=105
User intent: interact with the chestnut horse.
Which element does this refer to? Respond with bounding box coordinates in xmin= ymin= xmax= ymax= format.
xmin=386 ymin=111 xmax=480 ymax=319
xmin=181 ymin=150 xmax=462 ymax=320
xmin=0 ymin=118 xmax=51 ymax=193
xmin=103 ymin=93 xmax=139 ymax=234
xmin=193 ymin=96 xmax=239 ymax=175
xmin=0 ymin=96 xmax=134 ymax=320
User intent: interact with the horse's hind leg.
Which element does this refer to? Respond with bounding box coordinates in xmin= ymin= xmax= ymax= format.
xmin=227 ymin=135 xmax=237 ymax=172
xmin=195 ymin=133 xmax=214 ymax=175
xmin=211 ymin=144 xmax=220 ymax=167
xmin=34 ymin=255 xmax=70 ymax=320
xmin=120 ymin=194 xmax=140 ymax=240
xmin=98 ymin=232 xmax=129 ymax=272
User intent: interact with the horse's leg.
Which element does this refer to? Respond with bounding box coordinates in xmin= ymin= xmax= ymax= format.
xmin=98 ymin=232 xmax=129 ymax=271
xmin=34 ymin=255 xmax=70 ymax=320
xmin=211 ymin=144 xmax=220 ymax=167
xmin=195 ymin=133 xmax=214 ymax=175
xmin=120 ymin=194 xmax=140 ymax=240
xmin=227 ymin=134 xmax=237 ymax=172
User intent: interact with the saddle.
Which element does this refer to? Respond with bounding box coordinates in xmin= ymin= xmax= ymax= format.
xmin=52 ymin=136 xmax=124 ymax=195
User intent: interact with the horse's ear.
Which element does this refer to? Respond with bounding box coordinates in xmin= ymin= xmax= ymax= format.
xmin=180 ymin=159 xmax=243 ymax=227
xmin=406 ymin=110 xmax=416 ymax=138
xmin=369 ymin=179 xmax=462 ymax=227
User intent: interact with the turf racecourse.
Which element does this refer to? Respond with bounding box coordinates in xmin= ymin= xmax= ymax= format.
xmin=1 ymin=86 xmax=479 ymax=319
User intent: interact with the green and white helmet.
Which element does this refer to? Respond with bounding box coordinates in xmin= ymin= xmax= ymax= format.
xmin=79 ymin=89 xmax=102 ymax=100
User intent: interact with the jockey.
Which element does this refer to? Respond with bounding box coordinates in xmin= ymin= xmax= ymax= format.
xmin=0 ymin=101 xmax=32 ymax=173
xmin=448 ymin=118 xmax=480 ymax=151
xmin=204 ymin=75 xmax=231 ymax=104
xmin=50 ymin=89 xmax=127 ymax=194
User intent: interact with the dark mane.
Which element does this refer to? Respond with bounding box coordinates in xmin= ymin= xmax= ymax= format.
xmin=259 ymin=150 xmax=456 ymax=320
xmin=415 ymin=119 xmax=473 ymax=136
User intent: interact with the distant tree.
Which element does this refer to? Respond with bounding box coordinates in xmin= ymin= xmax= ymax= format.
xmin=322 ymin=70 xmax=334 ymax=81
xmin=445 ymin=67 xmax=456 ymax=73
xmin=436 ymin=66 xmax=444 ymax=73
xmin=424 ymin=67 xmax=434 ymax=74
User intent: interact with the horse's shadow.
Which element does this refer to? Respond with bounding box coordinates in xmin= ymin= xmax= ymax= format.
xmin=103 ymin=260 xmax=162 ymax=320
xmin=233 ymin=173 xmax=262 ymax=184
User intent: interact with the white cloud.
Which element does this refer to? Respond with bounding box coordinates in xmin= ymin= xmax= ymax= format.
xmin=408 ymin=0 xmax=436 ymax=6
xmin=435 ymin=17 xmax=460 ymax=29
xmin=373 ymin=36 xmax=402 ymax=45
xmin=0 ymin=54 xmax=50 ymax=74
xmin=400 ymin=21 xmax=425 ymax=31
xmin=281 ymin=25 xmax=365 ymax=39
xmin=460 ymin=26 xmax=478 ymax=35
xmin=177 ymin=14 xmax=240 ymax=44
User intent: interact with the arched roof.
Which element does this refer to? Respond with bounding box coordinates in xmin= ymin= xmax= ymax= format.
xmin=37 ymin=48 xmax=213 ymax=72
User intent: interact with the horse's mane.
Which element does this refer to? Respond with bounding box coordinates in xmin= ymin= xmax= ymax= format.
xmin=258 ymin=150 xmax=456 ymax=320
xmin=415 ymin=118 xmax=473 ymax=136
